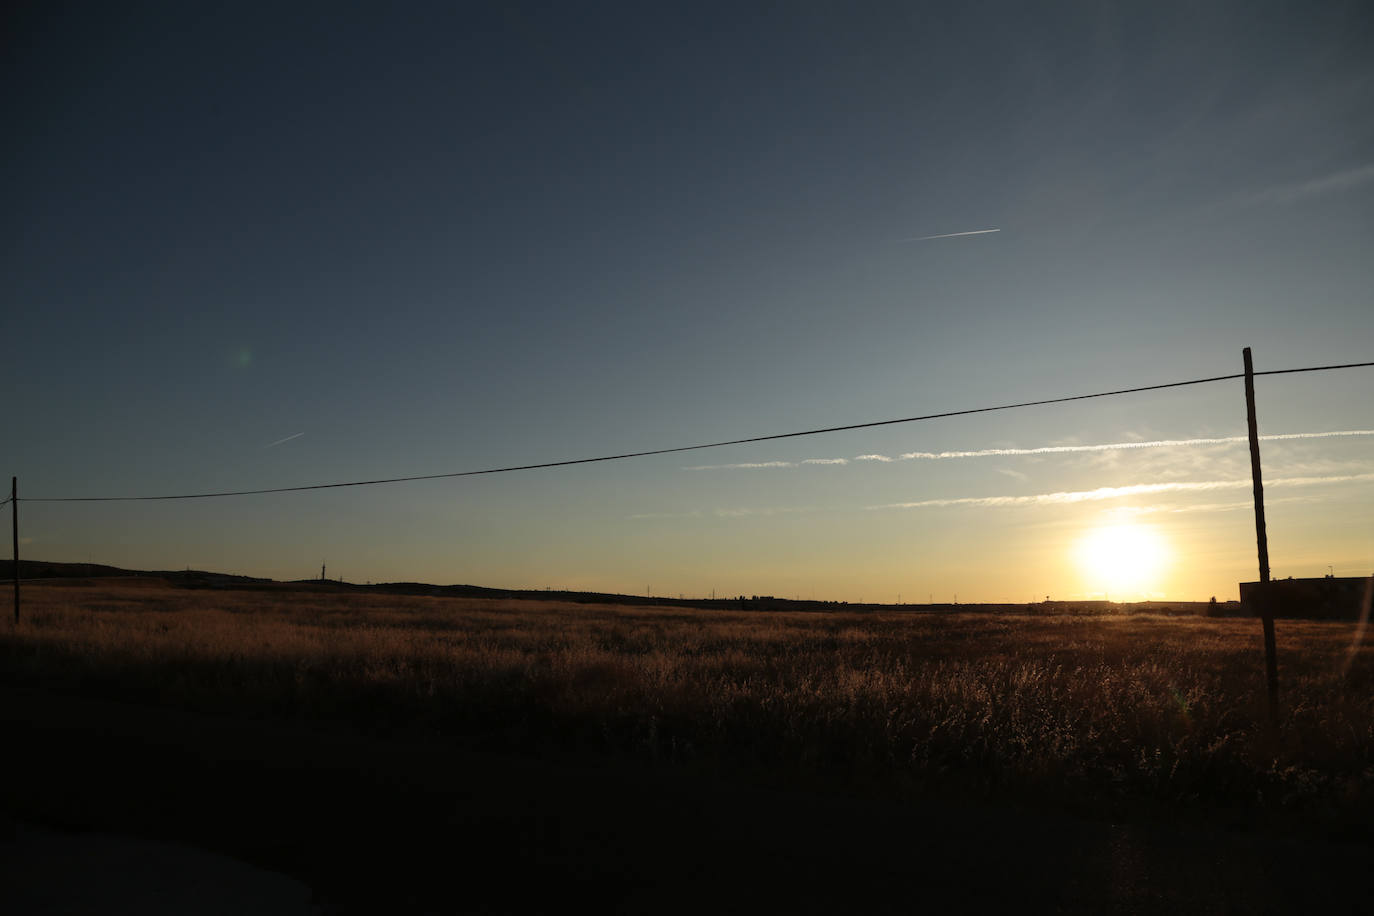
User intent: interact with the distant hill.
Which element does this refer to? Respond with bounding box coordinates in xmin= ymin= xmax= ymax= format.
xmin=2 ymin=558 xmax=1243 ymax=615
xmin=1 ymin=559 xmax=135 ymax=580
xmin=1 ymin=559 xmax=269 ymax=588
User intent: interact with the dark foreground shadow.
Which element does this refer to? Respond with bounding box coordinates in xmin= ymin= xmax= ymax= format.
xmin=1 ymin=814 xmax=314 ymax=915
xmin=0 ymin=686 xmax=1368 ymax=914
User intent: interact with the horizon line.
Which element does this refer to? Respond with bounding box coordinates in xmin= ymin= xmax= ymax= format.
xmin=6 ymin=558 xmax=1278 ymax=606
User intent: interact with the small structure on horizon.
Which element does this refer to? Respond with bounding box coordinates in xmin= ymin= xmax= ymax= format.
xmin=1239 ymin=575 xmax=1372 ymax=620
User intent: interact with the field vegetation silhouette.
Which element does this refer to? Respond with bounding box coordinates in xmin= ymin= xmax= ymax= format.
xmin=3 ymin=578 xmax=1371 ymax=829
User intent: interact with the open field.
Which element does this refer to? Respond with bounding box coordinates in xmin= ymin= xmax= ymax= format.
xmin=2 ymin=579 xmax=1372 ymax=828
xmin=5 ymin=579 xmax=1374 ymax=912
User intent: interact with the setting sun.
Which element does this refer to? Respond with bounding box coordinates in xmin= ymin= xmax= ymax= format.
xmin=1074 ymin=523 xmax=1172 ymax=599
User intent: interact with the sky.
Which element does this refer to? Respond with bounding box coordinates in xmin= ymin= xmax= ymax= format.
xmin=4 ymin=1 xmax=1372 ymax=601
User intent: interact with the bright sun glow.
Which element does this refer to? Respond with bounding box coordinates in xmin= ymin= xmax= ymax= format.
xmin=1074 ymin=523 xmax=1171 ymax=599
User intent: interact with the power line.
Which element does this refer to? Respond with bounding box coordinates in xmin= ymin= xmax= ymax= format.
xmin=16 ymin=359 xmax=1374 ymax=503
xmin=1253 ymin=361 xmax=1374 ymax=378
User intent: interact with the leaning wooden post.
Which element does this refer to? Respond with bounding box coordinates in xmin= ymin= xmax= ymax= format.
xmin=1243 ymin=348 xmax=1279 ymax=725
xmin=11 ymin=476 xmax=18 ymax=624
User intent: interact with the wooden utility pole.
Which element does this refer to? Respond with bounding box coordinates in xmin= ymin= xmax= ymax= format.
xmin=1244 ymin=348 xmax=1280 ymax=724
xmin=11 ymin=477 xmax=18 ymax=624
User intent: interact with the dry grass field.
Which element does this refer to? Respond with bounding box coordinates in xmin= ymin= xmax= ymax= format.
xmin=2 ymin=579 xmax=1372 ymax=830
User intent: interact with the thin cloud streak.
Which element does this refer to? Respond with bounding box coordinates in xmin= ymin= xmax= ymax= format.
xmin=630 ymin=506 xmax=817 ymax=520
xmin=713 ymin=505 xmax=817 ymax=518
xmin=264 ymin=432 xmax=305 ymax=449
xmin=1113 ymin=496 xmax=1320 ymax=516
xmin=685 ymin=460 xmax=797 ymax=470
xmin=684 ymin=429 xmax=1374 ymax=470
xmin=896 ymin=429 xmax=1374 ymax=461
xmin=870 ymin=472 xmax=1374 ymax=511
xmin=630 ymin=481 xmax=1360 ymax=523
xmin=904 ymin=228 xmax=1001 ymax=241
xmin=1247 ymin=162 xmax=1374 ymax=206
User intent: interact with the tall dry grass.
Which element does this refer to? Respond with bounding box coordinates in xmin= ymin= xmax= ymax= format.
xmin=2 ymin=580 xmax=1371 ymax=823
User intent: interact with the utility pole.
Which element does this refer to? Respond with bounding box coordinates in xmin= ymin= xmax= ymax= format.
xmin=1244 ymin=347 xmax=1280 ymax=725
xmin=11 ymin=477 xmax=18 ymax=624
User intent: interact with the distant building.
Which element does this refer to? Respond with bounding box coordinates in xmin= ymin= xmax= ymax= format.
xmin=1239 ymin=575 xmax=1372 ymax=620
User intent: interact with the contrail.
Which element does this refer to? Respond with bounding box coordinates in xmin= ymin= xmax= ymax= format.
xmin=685 ymin=460 xmax=796 ymax=470
xmin=685 ymin=429 xmax=1374 ymax=470
xmin=1248 ymin=162 xmax=1374 ymax=206
xmin=896 ymin=429 xmax=1374 ymax=461
xmin=905 ymin=228 xmax=1001 ymax=241
xmin=630 ymin=479 xmax=1363 ymax=523
xmin=264 ymin=432 xmax=305 ymax=449
xmin=869 ymin=472 xmax=1374 ymax=511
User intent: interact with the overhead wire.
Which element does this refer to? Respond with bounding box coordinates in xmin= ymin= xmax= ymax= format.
xmin=15 ymin=359 xmax=1374 ymax=503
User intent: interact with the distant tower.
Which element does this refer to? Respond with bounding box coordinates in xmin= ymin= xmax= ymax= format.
xmin=321 ymin=562 xmax=326 ymax=583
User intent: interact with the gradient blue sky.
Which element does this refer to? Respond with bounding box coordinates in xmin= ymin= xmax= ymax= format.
xmin=5 ymin=2 xmax=1372 ymax=600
